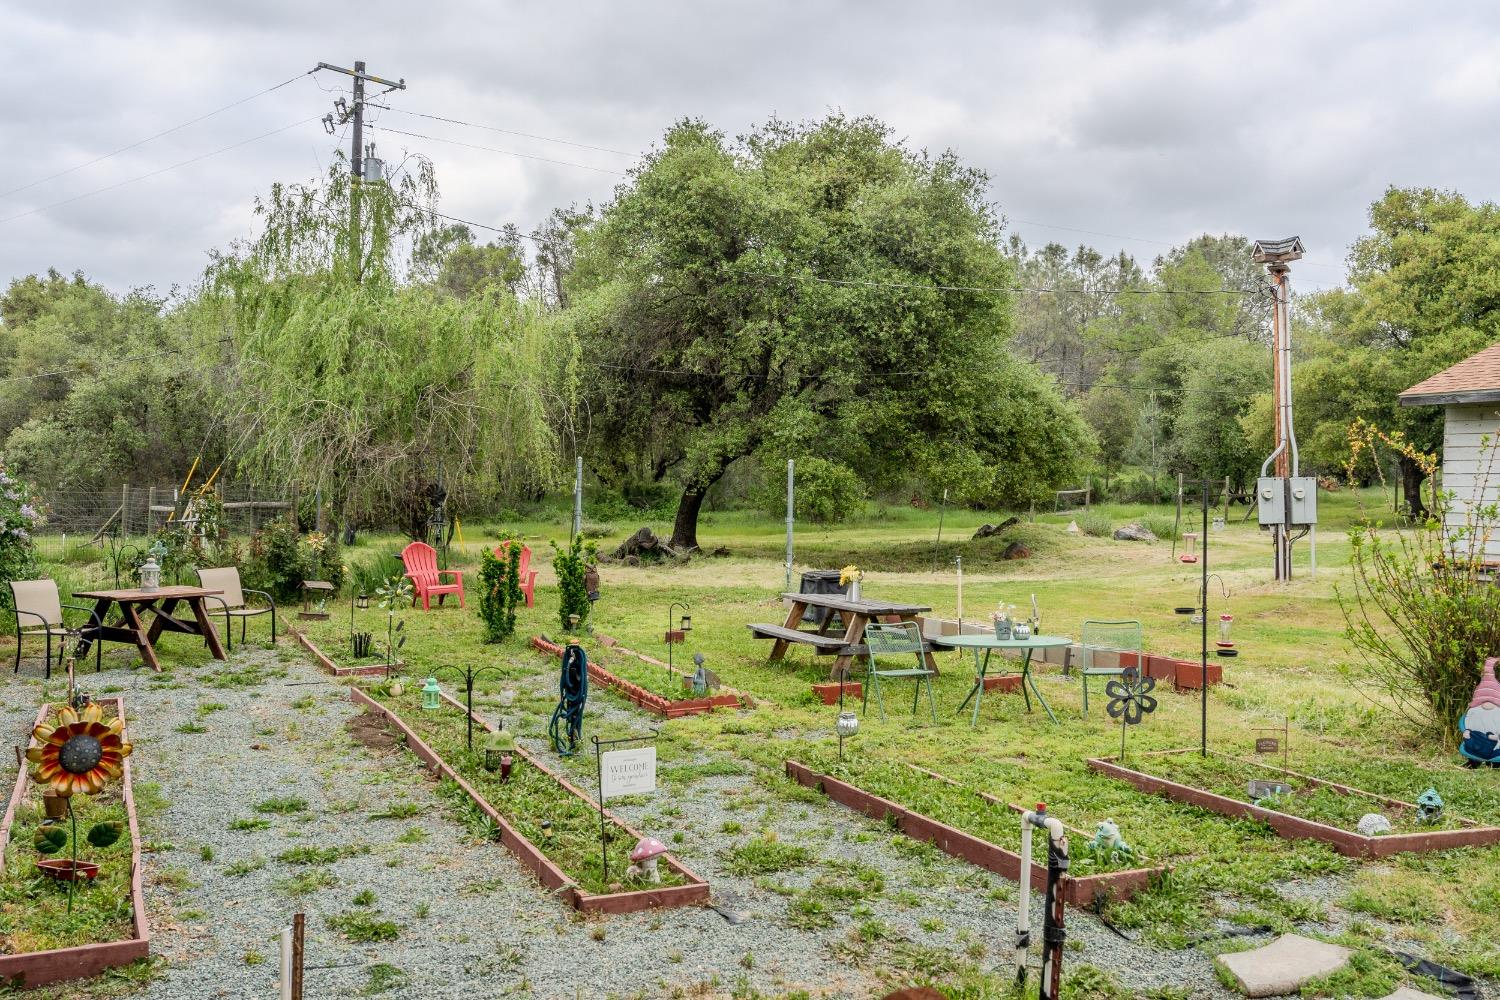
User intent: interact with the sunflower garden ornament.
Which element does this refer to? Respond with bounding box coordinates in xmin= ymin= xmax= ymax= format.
xmin=29 ymin=702 xmax=132 ymax=799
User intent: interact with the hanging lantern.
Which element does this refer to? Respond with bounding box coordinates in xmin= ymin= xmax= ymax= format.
xmin=835 ymin=711 xmax=859 ymax=739
xmin=421 ymin=677 xmax=442 ymax=711
xmin=356 ymin=593 xmax=370 ymax=610
xmin=138 ymin=556 xmax=161 ymax=593
xmin=499 ymin=688 xmax=516 ymax=709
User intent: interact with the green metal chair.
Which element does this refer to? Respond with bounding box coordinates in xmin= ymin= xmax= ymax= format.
xmin=1080 ymin=619 xmax=1143 ymax=714
xmin=862 ymin=621 xmax=937 ymax=722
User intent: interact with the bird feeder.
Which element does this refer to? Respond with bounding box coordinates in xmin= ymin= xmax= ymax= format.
xmin=1216 ymin=614 xmax=1234 ymax=648
xmin=1179 ymin=532 xmax=1199 ymax=564
xmin=421 ymin=676 xmax=442 ymax=711
xmin=299 ymin=580 xmax=335 ymax=620
xmin=585 ymin=566 xmax=601 ymax=604
xmin=626 ymin=836 xmax=668 ymax=883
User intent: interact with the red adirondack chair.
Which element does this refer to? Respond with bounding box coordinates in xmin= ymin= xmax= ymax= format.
xmin=493 ymin=542 xmax=539 ymax=608
xmin=400 ymin=541 xmax=465 ymax=610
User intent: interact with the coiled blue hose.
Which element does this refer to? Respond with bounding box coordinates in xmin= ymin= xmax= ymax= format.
xmin=549 ymin=642 xmax=589 ymax=756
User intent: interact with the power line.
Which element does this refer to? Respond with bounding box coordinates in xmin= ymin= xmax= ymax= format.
xmin=0 ymin=117 xmax=321 ymax=227
xmin=0 ymin=70 xmax=317 ymax=201
xmin=367 ymin=125 xmax=627 ymax=176
xmin=0 ymin=339 xmax=232 ymax=385
xmin=1010 ymin=217 xmax=1347 ymax=274
xmin=379 ymin=108 xmax=633 ymax=157
xmin=740 ymin=268 xmax=1263 ymax=298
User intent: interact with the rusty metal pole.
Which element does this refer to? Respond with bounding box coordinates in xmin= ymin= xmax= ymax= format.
xmin=291 ymin=912 xmax=304 ymax=1000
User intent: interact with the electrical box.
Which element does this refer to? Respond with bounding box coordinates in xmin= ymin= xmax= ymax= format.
xmin=1288 ymin=476 xmax=1317 ymax=525
xmin=1257 ymin=477 xmax=1286 ymax=526
xmin=1257 ymin=476 xmax=1318 ymax=526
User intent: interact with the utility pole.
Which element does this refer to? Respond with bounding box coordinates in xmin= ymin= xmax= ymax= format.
xmin=1252 ymin=237 xmax=1316 ymax=581
xmin=316 ymin=61 xmax=407 ymax=275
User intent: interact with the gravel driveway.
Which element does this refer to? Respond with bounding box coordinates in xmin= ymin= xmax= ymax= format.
xmin=0 ymin=644 xmax=1256 ymax=998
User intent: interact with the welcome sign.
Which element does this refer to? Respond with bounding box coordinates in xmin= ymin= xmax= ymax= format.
xmin=599 ymin=747 xmax=657 ymax=801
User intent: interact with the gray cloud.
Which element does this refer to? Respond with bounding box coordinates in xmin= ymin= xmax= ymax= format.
xmin=2 ymin=1 xmax=1495 ymax=293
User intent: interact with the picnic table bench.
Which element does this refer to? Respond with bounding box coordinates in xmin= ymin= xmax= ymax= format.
xmin=748 ymin=592 xmax=938 ymax=680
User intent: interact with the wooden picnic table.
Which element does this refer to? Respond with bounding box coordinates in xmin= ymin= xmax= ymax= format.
xmin=72 ymin=586 xmax=227 ymax=673
xmin=748 ymin=592 xmax=937 ymax=680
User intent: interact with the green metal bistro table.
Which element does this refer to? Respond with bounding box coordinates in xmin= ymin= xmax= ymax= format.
xmin=930 ymin=633 xmax=1072 ymax=727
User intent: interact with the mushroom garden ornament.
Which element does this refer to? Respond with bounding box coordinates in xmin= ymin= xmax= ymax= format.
xmin=626 ymin=836 xmax=668 ymax=883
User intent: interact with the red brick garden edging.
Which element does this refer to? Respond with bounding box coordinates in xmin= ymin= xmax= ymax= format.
xmin=1088 ymin=750 xmax=1500 ymax=858
xmin=0 ymin=699 xmax=149 ymax=988
xmin=530 ymin=636 xmax=744 ymax=718
xmin=784 ymin=760 xmax=1164 ymax=907
xmin=351 ymin=687 xmax=709 ymax=913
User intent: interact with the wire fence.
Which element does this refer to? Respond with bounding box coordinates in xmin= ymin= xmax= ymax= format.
xmin=31 ymin=483 xmax=293 ymax=562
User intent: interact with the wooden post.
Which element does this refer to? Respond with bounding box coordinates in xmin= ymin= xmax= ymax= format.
xmin=1084 ymin=474 xmax=1091 ymax=510
xmin=146 ymin=486 xmax=155 ymax=535
xmin=1222 ymin=476 xmax=1231 ymax=520
xmin=291 ymin=912 xmax=304 ymax=1000
xmin=121 ymin=484 xmax=130 ymax=537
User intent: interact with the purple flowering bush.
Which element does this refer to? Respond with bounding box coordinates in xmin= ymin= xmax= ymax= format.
xmin=0 ymin=466 xmax=44 ymax=610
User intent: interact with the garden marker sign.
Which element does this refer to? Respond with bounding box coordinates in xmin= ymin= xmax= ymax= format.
xmin=592 ymin=731 xmax=660 ymax=882
xmin=600 ymin=746 xmax=657 ymax=800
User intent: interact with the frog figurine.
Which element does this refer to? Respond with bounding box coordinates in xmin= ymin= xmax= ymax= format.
xmin=1089 ymin=819 xmax=1133 ymax=863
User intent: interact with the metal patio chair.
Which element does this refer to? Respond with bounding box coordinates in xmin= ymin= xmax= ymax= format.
xmin=11 ymin=579 xmax=101 ymax=677
xmin=1079 ymin=618 xmax=1143 ymax=714
xmin=196 ymin=567 xmax=277 ymax=650
xmin=862 ymin=621 xmax=937 ymax=722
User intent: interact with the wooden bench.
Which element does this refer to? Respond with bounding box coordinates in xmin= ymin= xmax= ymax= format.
xmin=746 ymin=623 xmax=848 ymax=653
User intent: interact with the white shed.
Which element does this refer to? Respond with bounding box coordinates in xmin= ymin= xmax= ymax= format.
xmin=1400 ymin=342 xmax=1500 ymax=563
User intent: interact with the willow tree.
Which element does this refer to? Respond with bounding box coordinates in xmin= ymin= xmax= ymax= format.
xmin=209 ymin=159 xmax=557 ymax=533
xmin=564 ymin=115 xmax=1092 ymax=549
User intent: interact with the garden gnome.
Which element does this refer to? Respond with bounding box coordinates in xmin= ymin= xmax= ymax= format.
xmin=1459 ymin=657 xmax=1500 ymax=766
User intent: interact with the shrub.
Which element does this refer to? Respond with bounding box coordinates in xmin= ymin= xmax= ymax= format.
xmin=552 ymin=535 xmax=596 ymax=631
xmin=1140 ymin=516 xmax=1179 ymax=541
xmin=244 ymin=520 xmax=312 ymax=604
xmin=0 ymin=469 xmax=44 ymax=610
xmin=1078 ymin=511 xmax=1113 ymax=537
xmin=478 ymin=541 xmax=523 ymax=643
xmin=306 ymin=531 xmax=345 ymax=591
xmin=768 ymin=457 xmax=866 ymax=524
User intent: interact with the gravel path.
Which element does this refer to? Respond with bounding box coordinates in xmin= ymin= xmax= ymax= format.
xmin=0 ymin=643 xmax=1342 ymax=998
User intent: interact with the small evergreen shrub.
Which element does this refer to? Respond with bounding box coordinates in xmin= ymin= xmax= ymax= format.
xmin=552 ymin=535 xmax=596 ymax=632
xmin=479 ymin=541 xmax=523 ymax=642
xmin=245 ymin=520 xmax=313 ymax=603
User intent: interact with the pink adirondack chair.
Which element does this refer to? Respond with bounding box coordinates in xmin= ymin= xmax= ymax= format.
xmin=493 ymin=542 xmax=539 ymax=608
xmin=400 ymin=541 xmax=465 ymax=610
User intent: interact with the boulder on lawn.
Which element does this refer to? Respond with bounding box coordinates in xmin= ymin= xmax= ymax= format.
xmin=972 ymin=517 xmax=1020 ymax=540
xmin=1066 ymin=520 xmax=1080 ymax=534
xmin=1113 ymin=523 xmax=1158 ymax=542
xmin=1002 ymin=542 xmax=1031 ymax=560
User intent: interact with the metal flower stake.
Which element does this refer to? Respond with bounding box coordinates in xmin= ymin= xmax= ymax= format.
xmin=28 ymin=700 xmax=133 ymax=912
xmin=375 ymin=574 xmax=411 ymax=678
xmin=1104 ymin=666 xmax=1158 ymax=764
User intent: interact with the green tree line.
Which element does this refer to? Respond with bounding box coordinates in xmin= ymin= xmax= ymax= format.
xmin=1 ymin=110 xmax=1494 ymax=539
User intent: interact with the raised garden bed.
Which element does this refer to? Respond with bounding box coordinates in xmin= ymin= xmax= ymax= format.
xmin=531 ymin=636 xmax=745 ymax=719
xmin=1089 ymin=749 xmax=1500 ymax=858
xmin=784 ymin=759 xmax=1164 ymax=907
xmin=292 ymin=628 xmax=401 ymax=678
xmin=0 ymin=698 xmax=148 ymax=988
xmin=351 ymin=686 xmax=709 ymax=913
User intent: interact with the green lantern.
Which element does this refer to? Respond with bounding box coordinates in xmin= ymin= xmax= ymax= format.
xmin=421 ymin=676 xmax=442 ymax=711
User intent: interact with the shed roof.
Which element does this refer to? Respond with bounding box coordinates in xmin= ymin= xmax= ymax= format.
xmin=1400 ymin=341 xmax=1500 ymax=406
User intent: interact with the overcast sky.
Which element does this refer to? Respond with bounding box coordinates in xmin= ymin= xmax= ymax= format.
xmin=3 ymin=1 xmax=1496 ymax=296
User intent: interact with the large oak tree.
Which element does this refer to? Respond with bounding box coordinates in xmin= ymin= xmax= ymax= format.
xmin=564 ymin=115 xmax=1092 ymax=549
